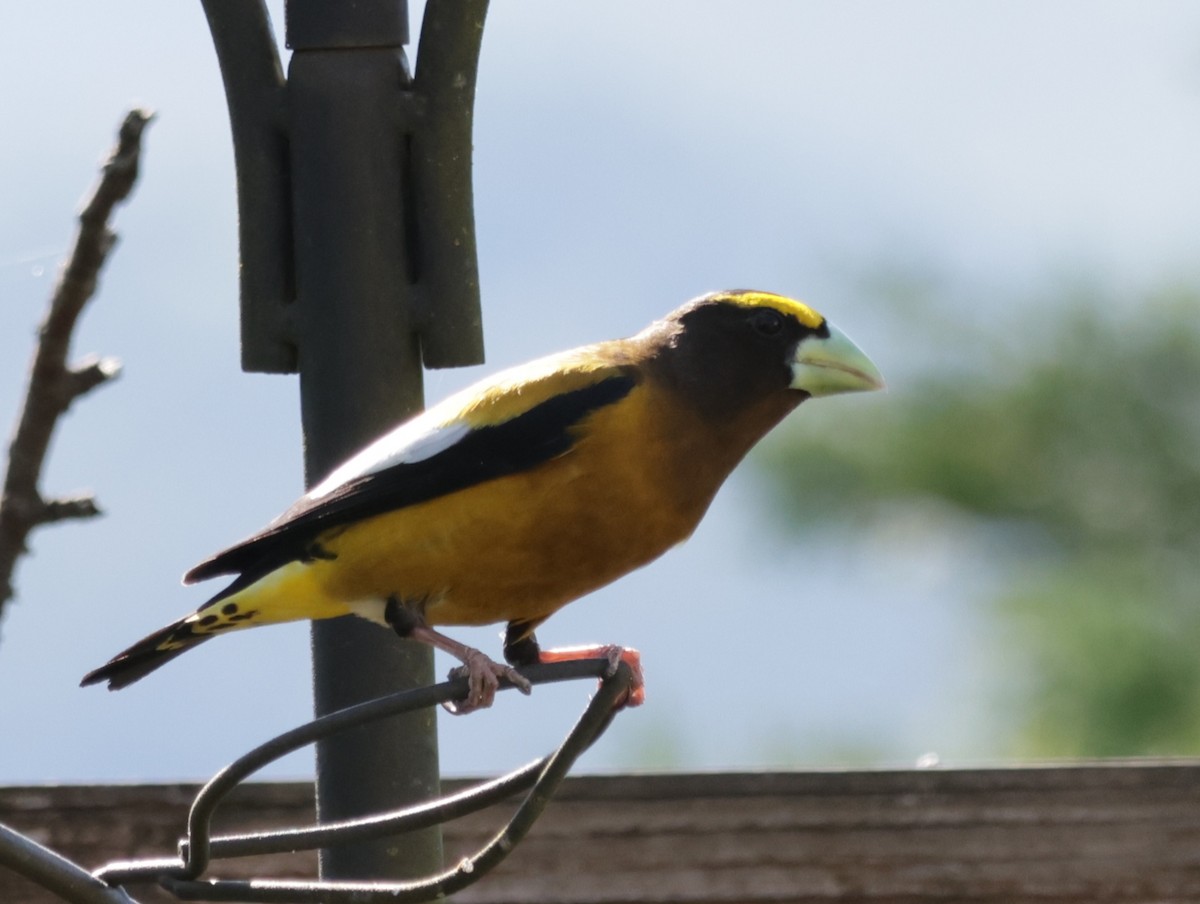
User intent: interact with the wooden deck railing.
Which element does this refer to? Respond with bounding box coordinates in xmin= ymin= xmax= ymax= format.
xmin=4 ymin=761 xmax=1199 ymax=903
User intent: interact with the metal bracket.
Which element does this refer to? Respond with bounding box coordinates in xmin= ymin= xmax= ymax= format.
xmin=199 ymin=0 xmax=293 ymax=373
xmin=90 ymin=658 xmax=633 ymax=902
xmin=199 ymin=0 xmax=487 ymax=375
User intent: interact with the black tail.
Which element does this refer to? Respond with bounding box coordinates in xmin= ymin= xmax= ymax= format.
xmin=80 ymin=616 xmax=211 ymax=690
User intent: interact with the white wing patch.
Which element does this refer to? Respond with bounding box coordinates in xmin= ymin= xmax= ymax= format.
xmin=305 ymin=413 xmax=471 ymax=501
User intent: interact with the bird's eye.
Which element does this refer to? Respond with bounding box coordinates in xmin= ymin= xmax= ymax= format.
xmin=750 ymin=309 xmax=784 ymax=336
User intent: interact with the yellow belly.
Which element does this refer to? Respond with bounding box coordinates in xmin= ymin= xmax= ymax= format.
xmin=303 ymin=384 xmax=722 ymax=627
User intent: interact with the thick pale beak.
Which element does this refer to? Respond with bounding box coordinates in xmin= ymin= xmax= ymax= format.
xmin=790 ymin=324 xmax=885 ymax=397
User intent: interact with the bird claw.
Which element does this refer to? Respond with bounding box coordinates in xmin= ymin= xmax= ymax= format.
xmin=443 ymin=649 xmax=532 ymax=715
xmin=601 ymin=645 xmax=645 ymax=709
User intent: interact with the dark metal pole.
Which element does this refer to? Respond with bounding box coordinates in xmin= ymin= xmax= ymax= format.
xmin=284 ymin=0 xmax=444 ymax=883
xmin=204 ymin=0 xmax=488 ymax=886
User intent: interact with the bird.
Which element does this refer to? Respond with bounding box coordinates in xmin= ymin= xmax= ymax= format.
xmin=81 ymin=290 xmax=883 ymax=712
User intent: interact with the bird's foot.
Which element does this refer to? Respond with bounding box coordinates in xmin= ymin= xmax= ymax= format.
xmin=538 ymin=644 xmax=645 ymax=709
xmin=444 ymin=649 xmax=533 ymax=715
xmin=404 ymin=623 xmax=532 ymax=715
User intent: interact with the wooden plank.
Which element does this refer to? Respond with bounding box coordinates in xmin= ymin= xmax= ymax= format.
xmin=3 ymin=762 xmax=1200 ymax=903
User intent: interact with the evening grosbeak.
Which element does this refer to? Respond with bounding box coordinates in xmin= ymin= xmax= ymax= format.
xmin=82 ymin=290 xmax=883 ymax=711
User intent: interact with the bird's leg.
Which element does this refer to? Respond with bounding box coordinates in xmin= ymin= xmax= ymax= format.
xmin=504 ymin=625 xmax=645 ymax=709
xmin=415 ymin=625 xmax=534 ymax=714
xmin=385 ymin=597 xmax=531 ymax=715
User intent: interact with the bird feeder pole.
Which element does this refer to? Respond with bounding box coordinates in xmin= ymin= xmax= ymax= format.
xmin=201 ymin=0 xmax=487 ymax=886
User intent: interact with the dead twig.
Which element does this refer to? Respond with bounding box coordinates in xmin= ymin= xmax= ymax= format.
xmin=0 ymin=109 xmax=153 ymax=626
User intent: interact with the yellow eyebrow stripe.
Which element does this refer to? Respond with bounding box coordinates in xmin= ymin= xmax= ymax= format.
xmin=717 ymin=291 xmax=825 ymax=330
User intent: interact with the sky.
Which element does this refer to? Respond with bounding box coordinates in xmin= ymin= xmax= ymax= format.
xmin=1 ymin=1 xmax=1199 ymax=784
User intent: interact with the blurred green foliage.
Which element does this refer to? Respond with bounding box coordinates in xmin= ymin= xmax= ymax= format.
xmin=757 ymin=284 xmax=1200 ymax=757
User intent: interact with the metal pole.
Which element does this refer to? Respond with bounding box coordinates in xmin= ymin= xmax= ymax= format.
xmin=285 ymin=0 xmax=442 ymax=883
xmin=205 ymin=0 xmax=487 ymax=885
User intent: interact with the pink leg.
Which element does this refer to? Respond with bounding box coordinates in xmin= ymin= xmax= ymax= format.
xmin=536 ymin=644 xmax=645 ymax=709
xmin=409 ymin=625 xmax=532 ymax=715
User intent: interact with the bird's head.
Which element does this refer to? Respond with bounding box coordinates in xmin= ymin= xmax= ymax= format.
xmin=643 ymin=290 xmax=884 ymax=419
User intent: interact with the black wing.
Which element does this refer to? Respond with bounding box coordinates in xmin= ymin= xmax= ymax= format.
xmin=184 ymin=373 xmax=638 ymax=586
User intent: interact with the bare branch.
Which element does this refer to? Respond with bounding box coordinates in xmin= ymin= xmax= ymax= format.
xmin=63 ymin=355 xmax=123 ymax=404
xmin=0 ymin=109 xmax=153 ymax=623
xmin=39 ymin=495 xmax=104 ymax=525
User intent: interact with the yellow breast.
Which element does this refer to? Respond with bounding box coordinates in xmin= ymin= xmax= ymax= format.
xmin=306 ymin=382 xmax=724 ymax=627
